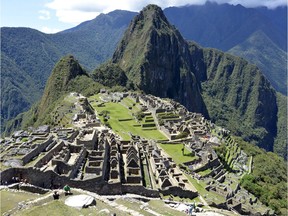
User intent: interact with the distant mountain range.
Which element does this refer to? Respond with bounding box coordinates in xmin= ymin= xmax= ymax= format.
xmin=1 ymin=3 xmax=287 ymax=158
xmin=4 ymin=4 xmax=286 ymax=160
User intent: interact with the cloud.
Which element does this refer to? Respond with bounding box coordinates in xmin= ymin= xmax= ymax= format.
xmin=41 ymin=26 xmax=61 ymax=34
xmin=38 ymin=10 xmax=51 ymax=20
xmin=213 ymin=0 xmax=287 ymax=8
xmin=45 ymin=0 xmax=287 ymax=25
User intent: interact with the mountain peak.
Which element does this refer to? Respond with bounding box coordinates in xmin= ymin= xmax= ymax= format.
xmin=112 ymin=4 xmax=207 ymax=115
xmin=131 ymin=4 xmax=171 ymax=32
xmin=37 ymin=55 xmax=87 ymax=116
xmin=141 ymin=4 xmax=166 ymax=20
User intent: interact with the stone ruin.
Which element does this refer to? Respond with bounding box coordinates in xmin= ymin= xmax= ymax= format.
xmin=0 ymin=92 xmax=272 ymax=215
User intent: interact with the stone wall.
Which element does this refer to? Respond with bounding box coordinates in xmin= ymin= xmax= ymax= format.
xmin=122 ymin=185 xmax=159 ymax=197
xmin=1 ymin=167 xmax=160 ymax=197
xmin=68 ymin=130 xmax=79 ymax=142
xmin=35 ymin=141 xmax=65 ymax=168
xmin=76 ymin=130 xmax=97 ymax=150
xmin=21 ymin=135 xmax=54 ymax=165
xmin=9 ymin=183 xmax=50 ymax=194
xmin=69 ymin=148 xmax=87 ymax=178
xmin=160 ymin=186 xmax=198 ymax=199
xmin=193 ymin=158 xmax=220 ymax=173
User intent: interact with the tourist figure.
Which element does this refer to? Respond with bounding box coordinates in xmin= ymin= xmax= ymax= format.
xmin=53 ymin=191 xmax=60 ymax=200
xmin=188 ymin=202 xmax=196 ymax=215
xmin=63 ymin=184 xmax=71 ymax=196
xmin=188 ymin=204 xmax=194 ymax=215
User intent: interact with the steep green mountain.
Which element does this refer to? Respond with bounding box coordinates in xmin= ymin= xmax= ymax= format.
xmin=4 ymin=55 xmax=102 ymax=134
xmin=1 ymin=3 xmax=286 ymax=128
xmin=2 ymin=4 xmax=286 ymax=158
xmin=193 ymin=43 xmax=278 ymax=151
xmin=109 ymin=5 xmax=281 ymax=154
xmin=274 ymin=93 xmax=287 ymax=159
xmin=164 ymin=3 xmax=287 ymax=94
xmin=112 ymin=5 xmax=207 ymax=115
xmin=1 ymin=11 xmax=135 ymax=127
xmin=228 ymin=30 xmax=287 ymax=94
xmin=35 ymin=55 xmax=103 ymax=126
xmin=1 ymin=53 xmax=41 ymax=124
xmin=164 ymin=2 xmax=286 ymax=51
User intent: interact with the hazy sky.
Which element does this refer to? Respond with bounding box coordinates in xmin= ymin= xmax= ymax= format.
xmin=1 ymin=0 xmax=287 ymax=33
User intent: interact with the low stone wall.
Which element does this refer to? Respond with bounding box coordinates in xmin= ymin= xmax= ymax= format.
xmin=21 ymin=135 xmax=54 ymax=165
xmin=9 ymin=183 xmax=50 ymax=194
xmin=194 ymin=158 xmax=220 ymax=173
xmin=0 ymin=167 xmax=159 ymax=197
xmin=122 ymin=184 xmax=159 ymax=197
xmin=69 ymin=148 xmax=87 ymax=178
xmin=160 ymin=186 xmax=198 ymax=199
xmin=35 ymin=141 xmax=65 ymax=168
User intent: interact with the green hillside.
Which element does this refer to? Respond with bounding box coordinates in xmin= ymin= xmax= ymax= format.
xmin=0 ymin=54 xmax=41 ymax=127
xmin=2 ymin=4 xmax=287 ymax=159
xmin=1 ymin=4 xmax=286 ymax=127
xmin=229 ymin=30 xmax=287 ymax=94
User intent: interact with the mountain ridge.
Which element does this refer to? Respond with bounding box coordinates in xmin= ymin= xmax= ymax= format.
xmin=1 ymin=4 xmax=286 ymax=128
xmin=108 ymin=5 xmax=280 ymax=153
xmin=1 ymin=4 xmax=287 ymax=159
xmin=112 ymin=4 xmax=208 ymax=115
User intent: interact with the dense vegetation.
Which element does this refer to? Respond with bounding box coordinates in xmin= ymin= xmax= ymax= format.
xmin=92 ymin=62 xmax=128 ymax=88
xmin=165 ymin=2 xmax=287 ymax=94
xmin=3 ymin=56 xmax=103 ymax=134
xmin=273 ymin=93 xmax=288 ymax=159
xmin=234 ymin=137 xmax=287 ymax=215
xmin=0 ymin=54 xmax=41 ymax=129
xmin=1 ymin=3 xmax=286 ymax=129
xmin=229 ymin=30 xmax=287 ymax=94
xmin=2 ymin=4 xmax=287 ymax=161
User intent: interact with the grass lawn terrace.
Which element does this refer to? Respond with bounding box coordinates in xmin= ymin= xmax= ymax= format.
xmin=159 ymin=143 xmax=198 ymax=164
xmin=91 ymin=100 xmax=167 ymax=141
xmin=0 ymin=190 xmax=43 ymax=214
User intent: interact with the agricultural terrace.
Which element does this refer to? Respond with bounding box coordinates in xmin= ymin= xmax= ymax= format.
xmin=89 ymin=94 xmax=167 ymax=141
xmin=159 ymin=143 xmax=198 ymax=165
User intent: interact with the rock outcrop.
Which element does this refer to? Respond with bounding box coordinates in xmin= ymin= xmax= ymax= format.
xmin=112 ymin=4 xmax=208 ymax=115
xmin=112 ymin=4 xmax=279 ymax=151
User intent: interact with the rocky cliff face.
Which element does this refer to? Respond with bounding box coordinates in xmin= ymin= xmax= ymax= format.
xmin=4 ymin=4 xmax=283 ymax=155
xmin=195 ymin=44 xmax=278 ymax=150
xmin=112 ymin=5 xmax=208 ymax=115
xmin=112 ymin=4 xmax=279 ymax=152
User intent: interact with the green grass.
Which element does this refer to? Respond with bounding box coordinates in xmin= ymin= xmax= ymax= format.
xmin=115 ymin=199 xmax=153 ymax=216
xmin=11 ymin=190 xmax=128 ymax=216
xmin=159 ymin=143 xmax=197 ymax=164
xmin=90 ymin=98 xmax=167 ymax=141
xmin=197 ymin=168 xmax=212 ymax=176
xmin=143 ymin=162 xmax=152 ymax=188
xmin=184 ymin=174 xmax=226 ymax=205
xmin=15 ymin=199 xmax=127 ymax=216
xmin=0 ymin=162 xmax=10 ymax=171
xmin=0 ymin=190 xmax=43 ymax=214
xmin=148 ymin=200 xmax=187 ymax=216
xmin=160 ymin=194 xmax=199 ymax=203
